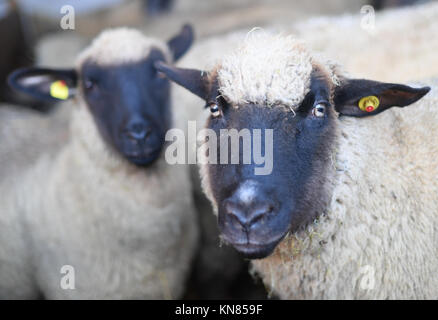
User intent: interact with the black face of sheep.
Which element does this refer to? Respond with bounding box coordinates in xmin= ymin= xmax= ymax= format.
xmin=206 ymin=101 xmax=336 ymax=259
xmin=8 ymin=25 xmax=194 ymax=166
xmin=79 ymin=49 xmax=172 ymax=166
xmin=155 ymin=63 xmax=430 ymax=259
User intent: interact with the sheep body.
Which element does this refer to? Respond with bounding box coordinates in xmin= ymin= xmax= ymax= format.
xmin=0 ymin=107 xmax=197 ymax=300
xmin=0 ymin=29 xmax=198 ymax=299
xmin=290 ymin=1 xmax=438 ymax=82
xmin=0 ymin=103 xmax=197 ymax=300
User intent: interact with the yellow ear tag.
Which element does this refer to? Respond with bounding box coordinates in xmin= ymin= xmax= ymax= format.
xmin=358 ymin=96 xmax=380 ymax=113
xmin=50 ymin=80 xmax=69 ymax=100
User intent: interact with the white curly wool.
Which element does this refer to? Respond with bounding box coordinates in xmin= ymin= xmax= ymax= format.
xmin=218 ymin=32 xmax=313 ymax=108
xmin=76 ymin=28 xmax=171 ymax=66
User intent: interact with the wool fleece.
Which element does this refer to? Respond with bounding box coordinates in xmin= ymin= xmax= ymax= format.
xmin=217 ymin=32 xmax=340 ymax=109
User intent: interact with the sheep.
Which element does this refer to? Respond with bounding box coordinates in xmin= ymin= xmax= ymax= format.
xmin=1 ymin=25 xmax=198 ymax=299
xmin=167 ymin=2 xmax=438 ymax=298
xmin=156 ymin=30 xmax=437 ymax=299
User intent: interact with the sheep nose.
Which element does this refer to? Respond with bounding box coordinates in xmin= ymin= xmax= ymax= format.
xmin=224 ymin=198 xmax=275 ymax=231
xmin=125 ymin=120 xmax=151 ymax=141
xmin=222 ymin=180 xmax=277 ymax=231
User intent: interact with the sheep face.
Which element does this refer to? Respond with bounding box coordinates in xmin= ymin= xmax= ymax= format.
xmin=8 ymin=26 xmax=194 ymax=166
xmin=78 ymin=49 xmax=171 ymax=165
xmin=205 ymin=95 xmax=337 ymax=259
xmin=198 ymin=67 xmax=337 ymax=259
xmin=157 ymin=33 xmax=430 ymax=259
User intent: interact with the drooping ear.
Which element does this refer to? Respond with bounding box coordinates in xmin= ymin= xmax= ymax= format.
xmin=334 ymin=79 xmax=430 ymax=117
xmin=8 ymin=67 xmax=77 ymax=101
xmin=167 ymin=24 xmax=194 ymax=62
xmin=155 ymin=61 xmax=210 ymax=100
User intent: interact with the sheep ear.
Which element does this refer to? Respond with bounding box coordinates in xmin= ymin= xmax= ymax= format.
xmin=167 ymin=24 xmax=194 ymax=62
xmin=8 ymin=67 xmax=77 ymax=101
xmin=334 ymin=79 xmax=430 ymax=117
xmin=155 ymin=61 xmax=209 ymax=100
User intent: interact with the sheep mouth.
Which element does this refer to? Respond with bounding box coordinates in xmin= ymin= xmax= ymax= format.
xmin=224 ymin=233 xmax=286 ymax=259
xmin=231 ymin=241 xmax=280 ymax=259
xmin=124 ymin=147 xmax=162 ymax=166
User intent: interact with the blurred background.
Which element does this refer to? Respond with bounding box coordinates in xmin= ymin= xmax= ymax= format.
xmin=0 ymin=0 xmax=434 ymax=299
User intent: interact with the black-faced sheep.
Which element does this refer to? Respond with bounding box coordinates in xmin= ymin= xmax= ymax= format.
xmin=157 ymin=31 xmax=436 ymax=299
xmin=1 ymin=26 xmax=198 ymax=299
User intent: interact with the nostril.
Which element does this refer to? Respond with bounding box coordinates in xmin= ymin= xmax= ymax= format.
xmin=225 ymin=201 xmax=247 ymax=227
xmin=125 ymin=122 xmax=151 ymax=140
xmin=248 ymin=204 xmax=273 ymax=225
xmin=225 ymin=200 xmax=275 ymax=229
xmin=225 ymin=201 xmax=242 ymax=217
xmin=131 ymin=122 xmax=144 ymax=132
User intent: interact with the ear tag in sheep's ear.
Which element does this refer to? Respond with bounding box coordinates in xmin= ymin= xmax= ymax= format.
xmin=358 ymin=96 xmax=380 ymax=112
xmin=50 ymin=80 xmax=69 ymax=100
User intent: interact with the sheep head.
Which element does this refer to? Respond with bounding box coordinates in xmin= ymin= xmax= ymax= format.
xmin=156 ymin=32 xmax=430 ymax=259
xmin=8 ymin=25 xmax=194 ymax=166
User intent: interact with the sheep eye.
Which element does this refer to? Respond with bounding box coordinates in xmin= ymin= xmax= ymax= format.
xmin=312 ymin=103 xmax=326 ymax=118
xmin=84 ymin=78 xmax=96 ymax=91
xmin=209 ymin=103 xmax=221 ymax=117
